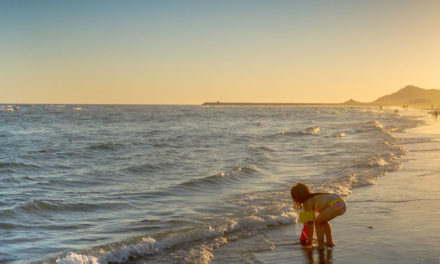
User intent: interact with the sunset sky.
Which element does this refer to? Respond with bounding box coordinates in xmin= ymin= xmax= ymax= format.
xmin=1 ymin=0 xmax=439 ymax=104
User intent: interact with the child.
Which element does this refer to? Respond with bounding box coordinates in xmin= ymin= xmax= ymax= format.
xmin=291 ymin=183 xmax=346 ymax=249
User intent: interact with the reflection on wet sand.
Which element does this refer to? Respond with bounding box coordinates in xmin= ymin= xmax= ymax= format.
xmin=302 ymin=247 xmax=333 ymax=264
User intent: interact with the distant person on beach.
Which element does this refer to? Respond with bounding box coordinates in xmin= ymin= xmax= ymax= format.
xmin=291 ymin=183 xmax=347 ymax=249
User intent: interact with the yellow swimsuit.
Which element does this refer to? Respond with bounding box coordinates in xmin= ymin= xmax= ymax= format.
xmin=328 ymin=198 xmax=347 ymax=213
xmin=298 ymin=197 xmax=347 ymax=223
xmin=299 ymin=210 xmax=315 ymax=223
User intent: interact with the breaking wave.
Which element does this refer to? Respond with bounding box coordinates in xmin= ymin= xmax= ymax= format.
xmin=87 ymin=142 xmax=124 ymax=150
xmin=174 ymin=167 xmax=258 ymax=190
xmin=54 ymin=206 xmax=296 ymax=264
xmin=278 ymin=126 xmax=320 ymax=136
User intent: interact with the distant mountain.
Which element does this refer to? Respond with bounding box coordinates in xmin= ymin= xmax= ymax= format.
xmin=372 ymin=85 xmax=440 ymax=106
xmin=342 ymin=99 xmax=366 ymax=105
xmin=343 ymin=85 xmax=440 ymax=107
xmin=204 ymin=85 xmax=440 ymax=107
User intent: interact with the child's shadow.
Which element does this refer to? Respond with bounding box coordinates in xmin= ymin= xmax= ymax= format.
xmin=302 ymin=247 xmax=333 ymax=264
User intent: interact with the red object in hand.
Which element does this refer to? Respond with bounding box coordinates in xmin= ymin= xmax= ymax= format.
xmin=300 ymin=225 xmax=309 ymax=245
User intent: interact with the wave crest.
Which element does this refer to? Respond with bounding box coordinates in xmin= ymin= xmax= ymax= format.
xmin=88 ymin=142 xmax=123 ymax=150
xmin=279 ymin=126 xmax=320 ymax=136
xmin=175 ymin=167 xmax=258 ymax=190
xmin=55 ymin=208 xmax=296 ymax=264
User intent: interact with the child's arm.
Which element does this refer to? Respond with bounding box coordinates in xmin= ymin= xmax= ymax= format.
xmin=306 ymin=221 xmax=314 ymax=245
xmin=303 ymin=199 xmax=315 ymax=245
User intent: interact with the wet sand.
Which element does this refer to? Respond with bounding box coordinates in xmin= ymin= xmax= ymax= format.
xmin=212 ymin=113 xmax=440 ymax=264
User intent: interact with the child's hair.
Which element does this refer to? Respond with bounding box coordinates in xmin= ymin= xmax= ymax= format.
xmin=290 ymin=183 xmax=315 ymax=210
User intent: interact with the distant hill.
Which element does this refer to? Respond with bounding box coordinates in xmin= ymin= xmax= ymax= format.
xmin=204 ymin=85 xmax=440 ymax=107
xmin=343 ymin=85 xmax=440 ymax=107
xmin=342 ymin=99 xmax=366 ymax=106
xmin=373 ymin=85 xmax=440 ymax=106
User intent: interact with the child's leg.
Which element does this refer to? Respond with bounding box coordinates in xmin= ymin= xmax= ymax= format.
xmin=315 ymin=207 xmax=340 ymax=248
xmin=315 ymin=222 xmax=325 ymax=248
xmin=323 ymin=222 xmax=335 ymax=247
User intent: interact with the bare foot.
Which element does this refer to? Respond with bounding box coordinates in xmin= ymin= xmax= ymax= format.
xmin=326 ymin=241 xmax=336 ymax=247
xmin=303 ymin=241 xmax=314 ymax=248
xmin=317 ymin=244 xmax=325 ymax=250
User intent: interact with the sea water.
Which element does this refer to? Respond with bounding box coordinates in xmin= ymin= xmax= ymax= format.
xmin=0 ymin=105 xmax=424 ymax=263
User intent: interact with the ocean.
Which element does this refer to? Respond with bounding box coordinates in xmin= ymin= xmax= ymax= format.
xmin=0 ymin=104 xmax=425 ymax=263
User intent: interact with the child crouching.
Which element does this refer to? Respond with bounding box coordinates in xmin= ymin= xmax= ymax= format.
xmin=291 ymin=183 xmax=346 ymax=249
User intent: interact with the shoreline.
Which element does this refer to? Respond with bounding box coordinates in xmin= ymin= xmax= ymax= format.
xmin=211 ymin=110 xmax=440 ymax=263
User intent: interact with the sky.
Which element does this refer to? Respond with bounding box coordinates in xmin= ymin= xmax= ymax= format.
xmin=1 ymin=0 xmax=439 ymax=104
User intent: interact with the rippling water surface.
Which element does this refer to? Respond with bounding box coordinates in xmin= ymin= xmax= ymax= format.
xmin=0 ymin=105 xmax=423 ymax=263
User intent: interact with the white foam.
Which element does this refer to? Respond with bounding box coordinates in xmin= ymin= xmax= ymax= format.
xmin=359 ymin=120 xmax=385 ymax=132
xmin=279 ymin=126 xmax=320 ymax=136
xmin=314 ymin=172 xmax=383 ymax=196
xmin=264 ymin=211 xmax=297 ymax=226
xmin=316 ymin=181 xmax=353 ymax=196
xmin=336 ymin=132 xmax=346 ymax=137
xmin=55 ymin=207 xmax=297 ymax=264
xmin=0 ymin=105 xmax=15 ymax=111
xmin=365 ymin=178 xmax=378 ymax=185
xmin=56 ymin=252 xmax=99 ymax=264
xmin=369 ymin=158 xmax=388 ymax=167
xmin=184 ymin=244 xmax=214 ymax=264
xmin=56 ymin=237 xmax=160 ymax=264
xmin=373 ymin=120 xmax=384 ymax=128
xmin=303 ymin=126 xmax=320 ymax=135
